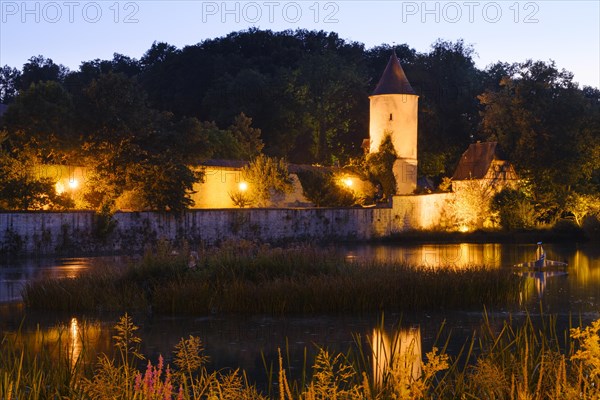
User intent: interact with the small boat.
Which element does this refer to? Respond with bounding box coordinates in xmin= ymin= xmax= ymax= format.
xmin=513 ymin=242 xmax=568 ymax=271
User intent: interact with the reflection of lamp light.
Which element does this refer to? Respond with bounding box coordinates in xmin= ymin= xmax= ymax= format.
xmin=68 ymin=179 xmax=79 ymax=190
xmin=69 ymin=317 xmax=82 ymax=367
xmin=239 ymin=182 xmax=248 ymax=192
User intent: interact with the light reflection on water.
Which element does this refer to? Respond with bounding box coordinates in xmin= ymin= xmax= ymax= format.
xmin=343 ymin=242 xmax=573 ymax=268
xmin=372 ymin=326 xmax=422 ymax=388
xmin=1 ymin=243 xmax=599 ymax=388
xmin=0 ymin=308 xmax=475 ymax=391
xmin=0 ymin=256 xmax=133 ymax=303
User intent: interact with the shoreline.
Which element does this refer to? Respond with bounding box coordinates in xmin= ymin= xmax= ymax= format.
xmin=0 ymin=227 xmax=590 ymax=262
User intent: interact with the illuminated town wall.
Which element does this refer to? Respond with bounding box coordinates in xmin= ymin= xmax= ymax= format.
xmin=0 ymin=193 xmax=453 ymax=256
xmin=34 ymin=165 xmax=362 ymax=209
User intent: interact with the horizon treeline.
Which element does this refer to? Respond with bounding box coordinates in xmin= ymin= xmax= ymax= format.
xmin=0 ymin=28 xmax=598 ymax=215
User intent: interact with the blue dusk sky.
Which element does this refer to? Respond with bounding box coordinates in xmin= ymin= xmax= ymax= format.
xmin=1 ymin=0 xmax=599 ymax=88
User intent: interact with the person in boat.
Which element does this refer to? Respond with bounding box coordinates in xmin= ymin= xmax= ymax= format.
xmin=534 ymin=242 xmax=546 ymax=268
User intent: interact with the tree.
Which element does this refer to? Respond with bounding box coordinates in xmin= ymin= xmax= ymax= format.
xmin=491 ymin=187 xmax=536 ymax=230
xmin=565 ymin=193 xmax=600 ymax=227
xmin=0 ymin=65 xmax=21 ymax=104
xmin=450 ymin=179 xmax=496 ymax=230
xmin=289 ymin=51 xmax=368 ymax=163
xmin=76 ymin=73 xmax=204 ymax=211
xmin=296 ymin=169 xmax=356 ymax=207
xmin=240 ymin=155 xmax=293 ymax=207
xmin=0 ymin=137 xmax=73 ymax=210
xmin=140 ymin=115 xmax=213 ymax=164
xmin=79 ymin=72 xmax=152 ymax=146
xmin=18 ymin=55 xmax=68 ymax=90
xmin=124 ymin=153 xmax=200 ymax=213
xmin=366 ymin=133 xmax=397 ymax=198
xmin=415 ymin=40 xmax=483 ymax=178
xmin=227 ymin=112 xmax=264 ymax=160
xmin=2 ymin=80 xmax=76 ymax=161
xmin=479 ymin=60 xmax=599 ymax=216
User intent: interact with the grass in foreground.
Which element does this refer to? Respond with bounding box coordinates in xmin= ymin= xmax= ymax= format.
xmin=22 ymin=241 xmax=523 ymax=315
xmin=3 ymin=313 xmax=600 ymax=399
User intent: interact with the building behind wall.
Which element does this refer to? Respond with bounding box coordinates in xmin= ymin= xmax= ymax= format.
xmin=452 ymin=141 xmax=519 ymax=192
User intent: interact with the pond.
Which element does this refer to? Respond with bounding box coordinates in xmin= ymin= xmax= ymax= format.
xmin=1 ymin=242 xmax=599 ymax=389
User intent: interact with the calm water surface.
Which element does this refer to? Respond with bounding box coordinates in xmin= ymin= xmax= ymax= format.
xmin=1 ymin=242 xmax=599 ymax=387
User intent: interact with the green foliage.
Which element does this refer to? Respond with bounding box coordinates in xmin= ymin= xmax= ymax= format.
xmin=491 ymin=187 xmax=537 ymax=230
xmin=296 ymin=169 xmax=356 ymax=207
xmin=366 ymin=133 xmax=397 ymax=198
xmin=125 ymin=154 xmax=201 ymax=213
xmin=76 ymin=73 xmax=204 ymax=212
xmin=18 ymin=55 xmax=68 ymax=89
xmin=289 ymin=51 xmax=368 ymax=163
xmin=0 ymin=65 xmax=21 ymax=103
xmin=418 ymin=151 xmax=448 ymax=179
xmin=3 ymin=80 xmax=76 ymax=160
xmin=438 ymin=177 xmax=452 ymax=192
xmin=0 ymin=147 xmax=74 ymax=210
xmin=229 ymin=189 xmax=253 ymax=208
xmin=207 ymin=113 xmax=265 ymax=160
xmin=227 ymin=112 xmax=264 ymax=160
xmin=450 ymin=179 xmax=496 ymax=230
xmin=414 ymin=40 xmax=484 ymax=175
xmin=241 ymin=155 xmax=293 ymax=207
xmin=2 ymin=30 xmax=597 ymax=209
xmin=565 ymin=192 xmax=600 ymax=227
xmin=479 ymin=60 xmax=600 ymax=207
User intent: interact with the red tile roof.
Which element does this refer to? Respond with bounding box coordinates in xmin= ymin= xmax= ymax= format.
xmin=452 ymin=142 xmax=499 ymax=180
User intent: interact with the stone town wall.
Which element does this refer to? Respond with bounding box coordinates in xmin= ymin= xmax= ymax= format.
xmin=0 ymin=193 xmax=453 ymax=256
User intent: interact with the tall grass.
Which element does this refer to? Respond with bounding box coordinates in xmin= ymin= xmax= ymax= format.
xmin=22 ymin=240 xmax=523 ymax=314
xmin=0 ymin=320 xmax=91 ymax=398
xmin=4 ymin=313 xmax=600 ymax=399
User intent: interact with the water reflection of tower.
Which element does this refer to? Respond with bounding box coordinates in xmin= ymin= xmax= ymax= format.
xmin=372 ymin=326 xmax=422 ymax=388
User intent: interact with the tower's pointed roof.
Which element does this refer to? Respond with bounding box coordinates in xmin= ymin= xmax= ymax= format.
xmin=372 ymin=52 xmax=416 ymax=96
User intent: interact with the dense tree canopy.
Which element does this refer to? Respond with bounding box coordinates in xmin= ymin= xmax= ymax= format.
xmin=0 ymin=28 xmax=597 ymax=214
xmin=479 ymin=60 xmax=600 ymax=219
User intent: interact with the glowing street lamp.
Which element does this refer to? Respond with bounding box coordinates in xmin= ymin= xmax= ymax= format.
xmin=342 ymin=177 xmax=353 ymax=188
xmin=68 ymin=179 xmax=79 ymax=190
xmin=238 ymin=181 xmax=248 ymax=192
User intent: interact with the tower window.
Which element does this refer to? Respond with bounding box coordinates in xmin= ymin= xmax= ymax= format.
xmin=389 ymin=113 xmax=393 ymax=121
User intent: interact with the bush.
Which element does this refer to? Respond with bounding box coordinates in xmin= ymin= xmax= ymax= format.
xmin=491 ymin=188 xmax=536 ymax=230
xmin=241 ymin=155 xmax=293 ymax=207
xmin=365 ymin=133 xmax=397 ymax=198
xmin=296 ymin=170 xmax=356 ymax=207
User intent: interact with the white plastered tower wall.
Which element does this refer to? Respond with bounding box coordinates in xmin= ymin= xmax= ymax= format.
xmin=369 ymin=52 xmax=419 ymax=195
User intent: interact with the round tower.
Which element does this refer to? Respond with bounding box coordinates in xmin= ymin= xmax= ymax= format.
xmin=369 ymin=52 xmax=418 ymax=195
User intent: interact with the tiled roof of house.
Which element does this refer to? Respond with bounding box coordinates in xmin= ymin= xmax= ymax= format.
xmin=452 ymin=142 xmax=499 ymax=180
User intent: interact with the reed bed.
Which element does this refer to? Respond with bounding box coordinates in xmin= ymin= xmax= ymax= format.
xmin=3 ymin=312 xmax=600 ymax=399
xmin=23 ymin=240 xmax=522 ymax=315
